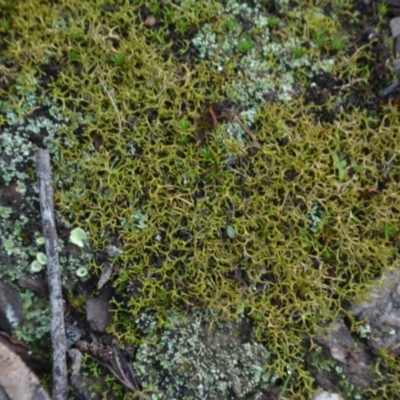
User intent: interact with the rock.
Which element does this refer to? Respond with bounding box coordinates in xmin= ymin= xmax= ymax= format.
xmin=390 ymin=17 xmax=400 ymax=57
xmin=311 ymin=318 xmax=377 ymax=391
xmin=352 ymin=269 xmax=400 ymax=355
xmin=387 ymin=0 xmax=400 ymax=8
xmin=0 ymin=281 xmax=24 ymax=332
xmin=390 ymin=17 xmax=400 ymax=39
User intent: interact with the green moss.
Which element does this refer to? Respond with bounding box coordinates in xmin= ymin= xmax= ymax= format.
xmin=0 ymin=0 xmax=399 ymax=398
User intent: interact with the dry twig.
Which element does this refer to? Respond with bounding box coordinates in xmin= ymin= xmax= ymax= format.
xmin=98 ymin=75 xmax=123 ymax=135
xmin=35 ymin=149 xmax=68 ymax=400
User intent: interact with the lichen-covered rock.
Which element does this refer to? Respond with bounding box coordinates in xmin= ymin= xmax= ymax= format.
xmin=309 ymin=318 xmax=377 ymax=396
xmin=352 ymin=269 xmax=400 ymax=355
xmin=134 ymin=310 xmax=275 ymax=399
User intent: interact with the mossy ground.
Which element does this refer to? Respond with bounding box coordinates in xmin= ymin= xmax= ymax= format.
xmin=1 ymin=0 xmax=400 ymax=398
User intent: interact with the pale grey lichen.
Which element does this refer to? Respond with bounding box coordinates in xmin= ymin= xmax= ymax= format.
xmin=192 ymin=0 xmax=335 ymax=117
xmin=134 ymin=310 xmax=277 ymax=399
xmin=307 ymin=202 xmax=324 ymax=234
xmin=0 ymin=73 xmax=93 ymax=284
xmin=0 ymin=75 xmax=68 ymax=186
xmin=0 ymin=206 xmax=12 ymax=219
xmin=0 ymin=72 xmax=95 ymax=348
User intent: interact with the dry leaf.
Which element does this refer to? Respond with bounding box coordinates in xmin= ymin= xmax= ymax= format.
xmin=85 ymin=288 xmax=112 ymax=332
xmin=0 ymin=341 xmax=50 ymax=400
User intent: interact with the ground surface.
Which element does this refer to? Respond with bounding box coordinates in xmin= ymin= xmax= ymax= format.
xmin=1 ymin=0 xmax=400 ymax=399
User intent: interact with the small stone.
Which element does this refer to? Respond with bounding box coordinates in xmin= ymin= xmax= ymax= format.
xmin=85 ymin=288 xmax=112 ymax=332
xmin=65 ymin=323 xmax=83 ymax=348
xmin=390 ymin=17 xmax=400 ymax=38
xmin=311 ymin=392 xmax=344 ymax=400
xmin=144 ymin=15 xmax=157 ymax=27
xmin=393 ymin=58 xmax=400 ymax=78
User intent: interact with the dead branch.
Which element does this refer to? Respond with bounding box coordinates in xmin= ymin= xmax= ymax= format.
xmin=35 ymin=149 xmax=68 ymax=400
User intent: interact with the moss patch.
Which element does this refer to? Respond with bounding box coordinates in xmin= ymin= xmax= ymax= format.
xmin=0 ymin=0 xmax=400 ymax=398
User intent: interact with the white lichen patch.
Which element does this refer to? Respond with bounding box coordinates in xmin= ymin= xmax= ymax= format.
xmin=192 ymin=0 xmax=336 ymax=113
xmin=134 ymin=310 xmax=277 ymax=399
xmin=0 ymin=74 xmax=93 ymax=285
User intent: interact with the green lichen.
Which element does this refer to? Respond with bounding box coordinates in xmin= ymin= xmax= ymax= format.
xmin=0 ymin=206 xmax=12 ymax=219
xmin=13 ymin=288 xmax=52 ymax=350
